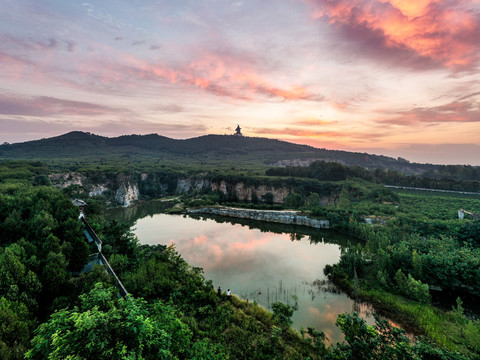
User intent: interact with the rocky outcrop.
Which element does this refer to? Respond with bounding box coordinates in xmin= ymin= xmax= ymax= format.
xmin=50 ymin=172 xmax=139 ymax=206
xmin=49 ymin=173 xmax=86 ymax=187
xmin=269 ymin=158 xmax=320 ymax=168
xmin=250 ymin=184 xmax=290 ymax=203
xmin=50 ymin=172 xmax=294 ymax=207
xmin=88 ymin=184 xmax=108 ymax=197
xmin=210 ymin=181 xmax=290 ymax=203
xmin=210 ymin=180 xmax=228 ymax=195
xmin=188 ymin=207 xmax=329 ymax=229
xmin=114 ymin=181 xmax=139 ymax=206
xmin=176 ymin=178 xmax=211 ymax=193
xmin=175 ymin=178 xmax=291 ymax=203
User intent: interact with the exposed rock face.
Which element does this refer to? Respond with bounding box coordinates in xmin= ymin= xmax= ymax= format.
xmin=252 ymin=184 xmax=290 ymax=203
xmin=115 ymin=182 xmax=139 ymax=206
xmin=176 ymin=177 xmax=295 ymax=204
xmin=210 ymin=181 xmax=290 ymax=203
xmin=188 ymin=207 xmax=330 ymax=229
xmin=210 ymin=180 xmax=227 ymax=195
xmin=176 ymin=178 xmax=211 ymax=193
xmin=89 ymin=184 xmax=108 ymax=197
xmin=49 ymin=172 xmax=294 ymax=207
xmin=269 ymin=158 xmax=319 ymax=168
xmin=50 ymin=172 xmax=140 ymax=206
xmin=233 ymin=182 xmax=251 ymax=200
xmin=49 ymin=173 xmax=86 ymax=187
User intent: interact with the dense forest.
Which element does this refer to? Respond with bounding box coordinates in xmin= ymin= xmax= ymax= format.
xmin=266 ymin=160 xmax=480 ymax=192
xmin=2 ymin=131 xmax=472 ymax=176
xmin=1 ymin=158 xmax=480 ymax=359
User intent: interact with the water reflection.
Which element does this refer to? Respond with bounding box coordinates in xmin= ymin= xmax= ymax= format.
xmin=106 ymin=200 xmax=174 ymax=223
xmin=131 ymin=212 xmax=373 ymax=343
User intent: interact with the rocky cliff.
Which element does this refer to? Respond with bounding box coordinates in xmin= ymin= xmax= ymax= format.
xmin=209 ymin=180 xmax=290 ymax=203
xmin=49 ymin=172 xmax=293 ymax=206
xmin=114 ymin=182 xmax=139 ymax=206
xmin=49 ymin=172 xmax=140 ymax=206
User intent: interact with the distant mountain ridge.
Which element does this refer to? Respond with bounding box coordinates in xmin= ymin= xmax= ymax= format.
xmin=0 ymin=131 xmax=458 ymax=174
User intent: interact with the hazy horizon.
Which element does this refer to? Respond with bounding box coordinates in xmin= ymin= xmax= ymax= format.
xmin=3 ymin=130 xmax=479 ymax=167
xmin=1 ymin=1 xmax=479 ymax=165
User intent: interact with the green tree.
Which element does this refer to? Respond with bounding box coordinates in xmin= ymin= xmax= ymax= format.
xmin=337 ymin=185 xmax=351 ymax=209
xmin=26 ymin=283 xmax=225 ymax=360
xmin=306 ymin=192 xmax=321 ymax=208
xmin=40 ymin=252 xmax=69 ymax=300
xmin=271 ymin=302 xmax=294 ymax=326
xmin=327 ymin=312 xmax=468 ymax=360
xmin=394 ymin=269 xmax=430 ymax=304
xmin=101 ymin=220 xmax=138 ymax=258
xmin=32 ymin=175 xmax=50 ymax=186
xmin=0 ymin=246 xmax=42 ymax=311
xmin=3 ymin=209 xmax=23 ymax=242
xmin=0 ymin=297 xmax=34 ymax=360
xmin=284 ymin=191 xmax=303 ymax=209
xmin=262 ymin=192 xmax=274 ymax=205
xmin=31 ymin=210 xmax=57 ymax=240
xmin=251 ymin=191 xmax=259 ymax=204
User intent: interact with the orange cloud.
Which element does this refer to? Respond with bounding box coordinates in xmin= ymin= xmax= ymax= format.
xmin=1 ymin=31 xmax=322 ymax=102
xmin=228 ymin=235 xmax=271 ymax=251
xmin=117 ymin=51 xmax=321 ymax=101
xmin=194 ymin=235 xmax=208 ymax=245
xmin=291 ymin=118 xmax=338 ymax=126
xmin=253 ymin=127 xmax=347 ymax=138
xmin=385 ymin=0 xmax=433 ymax=18
xmin=306 ymin=0 xmax=480 ymax=69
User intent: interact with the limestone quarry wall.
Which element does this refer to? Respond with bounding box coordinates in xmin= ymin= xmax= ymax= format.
xmin=50 ymin=173 xmax=295 ymax=206
xmin=188 ymin=207 xmax=330 ymax=229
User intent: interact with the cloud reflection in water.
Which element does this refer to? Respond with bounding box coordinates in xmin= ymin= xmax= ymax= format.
xmin=133 ymin=213 xmax=371 ymax=343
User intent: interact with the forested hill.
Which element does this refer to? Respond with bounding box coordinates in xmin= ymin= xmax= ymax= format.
xmin=0 ymin=131 xmax=438 ymax=173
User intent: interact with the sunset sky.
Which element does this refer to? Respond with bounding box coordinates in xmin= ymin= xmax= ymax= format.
xmin=1 ymin=0 xmax=479 ymax=165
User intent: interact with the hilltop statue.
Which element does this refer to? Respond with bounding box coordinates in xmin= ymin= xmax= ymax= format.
xmin=234 ymin=125 xmax=243 ymax=136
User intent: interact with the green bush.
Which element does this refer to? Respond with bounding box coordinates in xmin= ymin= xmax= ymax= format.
xmin=394 ymin=269 xmax=430 ymax=304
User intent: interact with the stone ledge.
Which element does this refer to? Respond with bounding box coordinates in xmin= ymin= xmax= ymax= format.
xmin=188 ymin=207 xmax=329 ymax=229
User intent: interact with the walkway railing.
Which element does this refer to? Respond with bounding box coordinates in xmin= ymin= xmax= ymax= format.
xmin=79 ymin=213 xmax=128 ymax=298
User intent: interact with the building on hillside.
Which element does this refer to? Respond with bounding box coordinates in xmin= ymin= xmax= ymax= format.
xmin=458 ymin=209 xmax=479 ymax=220
xmin=72 ymin=198 xmax=87 ymax=215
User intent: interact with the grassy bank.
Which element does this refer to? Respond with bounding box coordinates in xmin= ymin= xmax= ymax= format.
xmin=328 ymin=271 xmax=480 ymax=358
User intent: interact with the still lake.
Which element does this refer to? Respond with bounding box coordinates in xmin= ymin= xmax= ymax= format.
xmin=108 ymin=202 xmax=373 ymax=343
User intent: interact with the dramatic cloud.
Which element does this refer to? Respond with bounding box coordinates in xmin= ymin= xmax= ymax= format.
xmin=0 ymin=1 xmax=479 ymax=164
xmin=252 ymin=127 xmax=349 ymax=138
xmin=306 ymin=0 xmax=480 ymax=70
xmin=116 ymin=48 xmax=323 ymax=101
xmin=1 ymin=34 xmax=321 ymax=103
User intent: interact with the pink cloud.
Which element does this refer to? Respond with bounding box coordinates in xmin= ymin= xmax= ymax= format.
xmin=159 ymin=52 xmax=321 ymax=101
xmin=252 ymin=127 xmax=349 ymax=138
xmin=194 ymin=235 xmax=208 ymax=245
xmin=305 ymin=0 xmax=480 ymax=70
xmin=1 ymin=27 xmax=323 ymax=103
xmin=67 ymin=47 xmax=323 ymax=102
xmin=228 ymin=235 xmax=271 ymax=251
